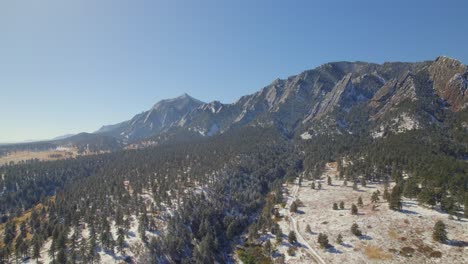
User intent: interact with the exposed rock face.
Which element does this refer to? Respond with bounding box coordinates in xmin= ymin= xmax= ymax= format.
xmin=94 ymin=56 xmax=468 ymax=142
xmin=305 ymin=73 xmax=355 ymax=121
xmin=369 ymin=72 xmax=417 ymax=120
xmin=96 ymin=94 xmax=204 ymax=140
xmin=429 ymin=56 xmax=468 ymax=111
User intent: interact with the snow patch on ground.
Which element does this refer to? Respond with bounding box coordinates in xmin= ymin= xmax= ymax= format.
xmin=300 ymin=132 xmax=313 ymax=140
xmin=274 ymin=164 xmax=467 ymax=263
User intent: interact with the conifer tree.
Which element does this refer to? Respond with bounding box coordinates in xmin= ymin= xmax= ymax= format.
xmin=339 ymin=201 xmax=345 ymax=210
xmin=264 ymin=239 xmax=272 ymax=255
xmin=353 ymin=181 xmax=358 ymax=191
xmin=333 ymin=203 xmax=338 ymax=210
xmin=288 ymin=231 xmax=297 ymax=244
xmin=317 ymin=233 xmax=329 ymax=248
xmin=383 ymin=187 xmax=390 ymax=201
xmin=290 ymin=201 xmax=298 ymax=213
xmin=336 ymin=234 xmax=343 ymax=244
xmin=361 ymin=178 xmax=366 ymax=187
xmin=351 ymin=204 xmax=358 ymax=215
xmin=371 ymin=191 xmax=380 ymax=203
xmin=351 ymin=223 xmax=362 ymax=236
xmin=432 ymin=220 xmax=447 ymax=243
xmin=357 ymin=196 xmax=363 ymax=207
xmin=117 ymin=228 xmax=126 ymax=254
xmin=464 ymin=193 xmax=468 ymax=218
xmin=389 ymin=185 xmax=403 ymax=211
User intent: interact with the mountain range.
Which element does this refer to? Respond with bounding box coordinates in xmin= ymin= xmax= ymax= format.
xmin=91 ymin=56 xmax=467 ymax=145
xmin=2 ymin=56 xmax=467 ymax=152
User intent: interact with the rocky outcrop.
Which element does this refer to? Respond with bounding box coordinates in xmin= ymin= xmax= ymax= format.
xmin=429 ymin=56 xmax=468 ymax=111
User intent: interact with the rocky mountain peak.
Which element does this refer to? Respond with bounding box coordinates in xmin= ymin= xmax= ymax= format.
xmin=430 ymin=56 xmax=468 ymax=111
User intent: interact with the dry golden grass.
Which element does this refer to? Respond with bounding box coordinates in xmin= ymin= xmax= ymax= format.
xmin=363 ymin=245 xmax=392 ymax=260
xmin=0 ymin=149 xmax=78 ymax=165
xmin=0 ymin=197 xmax=54 ymax=250
xmin=388 ymin=228 xmax=399 ymax=239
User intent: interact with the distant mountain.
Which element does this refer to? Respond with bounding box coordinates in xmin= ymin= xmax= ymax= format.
xmin=51 ymin=133 xmax=76 ymax=141
xmin=95 ymin=93 xmax=205 ymax=141
xmin=89 ymin=56 xmax=468 ymax=146
xmin=6 ymin=56 xmax=468 ymax=153
xmin=53 ymin=132 xmax=123 ymax=153
xmin=170 ymin=56 xmax=467 ymax=140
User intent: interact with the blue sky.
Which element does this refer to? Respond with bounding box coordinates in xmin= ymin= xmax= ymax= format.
xmin=1 ymin=0 xmax=467 ymax=142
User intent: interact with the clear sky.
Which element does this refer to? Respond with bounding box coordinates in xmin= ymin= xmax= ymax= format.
xmin=1 ymin=0 xmax=467 ymax=142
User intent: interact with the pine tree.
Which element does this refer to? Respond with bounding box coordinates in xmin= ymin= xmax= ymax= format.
xmin=383 ymin=187 xmax=390 ymax=201
xmin=318 ymin=182 xmax=322 ymax=190
xmin=440 ymin=194 xmax=456 ymax=215
xmin=290 ymin=201 xmax=298 ymax=213
xmin=32 ymin=233 xmax=42 ymax=261
xmin=288 ymin=231 xmax=297 ymax=244
xmin=339 ymin=201 xmax=345 ymax=210
xmin=336 ymin=234 xmax=343 ymax=244
xmin=117 ymin=228 xmax=126 ymax=254
xmin=432 ymin=220 xmax=447 ymax=243
xmin=87 ymin=224 xmax=98 ymax=263
xmin=371 ymin=191 xmax=380 ymax=203
xmin=403 ymin=178 xmax=420 ymax=199
xmin=305 ymin=224 xmax=312 ymax=233
xmin=389 ymin=185 xmax=403 ymax=211
xmin=311 ymin=182 xmax=315 ymax=189
xmin=317 ymin=233 xmax=329 ymax=248
xmin=333 ymin=203 xmax=338 ymax=210
xmin=353 ymin=181 xmax=358 ymax=191
xmin=418 ymin=187 xmax=436 ymax=207
xmin=264 ymin=239 xmax=272 ymax=255
xmin=351 ymin=223 xmax=362 ymax=236
xmin=351 ymin=204 xmax=358 ymax=215
xmin=357 ymin=196 xmax=363 ymax=207
xmin=464 ymin=192 xmax=468 ymax=218
xmin=361 ymin=178 xmax=367 ymax=187
xmin=327 ymin=176 xmax=332 ymax=185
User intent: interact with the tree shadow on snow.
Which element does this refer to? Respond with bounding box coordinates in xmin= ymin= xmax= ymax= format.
xmin=340 ymin=243 xmax=353 ymax=248
xmin=399 ymin=209 xmax=419 ymax=215
xmin=446 ymin=239 xmax=468 ymax=247
xmin=359 ymin=235 xmax=372 ymax=240
xmin=326 ymin=246 xmax=342 ymax=254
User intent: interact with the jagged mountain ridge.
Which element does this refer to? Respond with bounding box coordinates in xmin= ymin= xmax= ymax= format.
xmin=95 ymin=93 xmax=205 ymax=140
xmin=94 ymin=56 xmax=468 ymax=143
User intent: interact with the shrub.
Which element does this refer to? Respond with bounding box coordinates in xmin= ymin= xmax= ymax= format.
xmin=333 ymin=203 xmax=338 ymax=210
xmin=317 ymin=233 xmax=329 ymax=248
xmin=336 ymin=234 xmax=343 ymax=244
xmin=351 ymin=223 xmax=362 ymax=236
xmin=400 ymin=247 xmax=415 ymax=257
xmin=287 ymin=246 xmax=296 ymax=256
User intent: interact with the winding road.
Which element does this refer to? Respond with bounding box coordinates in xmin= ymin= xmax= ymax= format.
xmin=286 ymin=179 xmax=326 ymax=264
